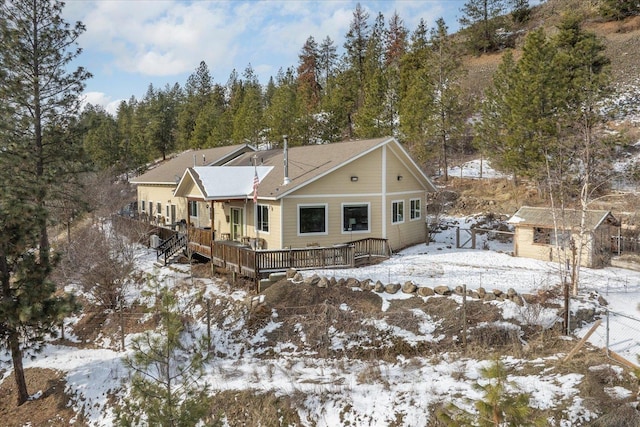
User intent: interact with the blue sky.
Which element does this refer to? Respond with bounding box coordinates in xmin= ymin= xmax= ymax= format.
xmin=63 ymin=1 xmax=471 ymax=114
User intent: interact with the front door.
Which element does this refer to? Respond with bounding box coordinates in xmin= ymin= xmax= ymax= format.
xmin=230 ymin=207 xmax=243 ymax=241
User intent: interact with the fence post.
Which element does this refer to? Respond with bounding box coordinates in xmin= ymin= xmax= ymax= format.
xmin=606 ymin=309 xmax=610 ymax=358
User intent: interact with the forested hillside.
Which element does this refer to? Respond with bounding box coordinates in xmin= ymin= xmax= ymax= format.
xmin=77 ymin=0 xmax=640 ymax=189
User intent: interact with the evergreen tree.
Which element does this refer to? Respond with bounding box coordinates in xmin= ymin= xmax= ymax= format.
xmin=177 ymin=61 xmax=213 ymax=149
xmin=384 ymin=12 xmax=408 ymax=138
xmin=265 ymin=68 xmax=299 ymax=144
xmin=81 ymin=105 xmax=121 ymax=170
xmin=355 ymin=12 xmax=390 ymax=138
xmin=232 ymin=65 xmax=263 ymax=145
xmin=318 ymin=36 xmax=338 ymax=96
xmin=599 ymin=0 xmax=640 ymax=20
xmin=459 ymin=0 xmax=509 ymax=54
xmin=297 ymin=36 xmax=322 ymax=114
xmin=399 ymin=19 xmax=436 ymax=164
xmin=119 ymin=288 xmax=210 ymax=426
xmin=0 ymin=0 xmax=85 ymax=404
xmin=425 ymin=18 xmax=468 ymax=181
xmin=438 ymin=359 xmax=543 ymax=426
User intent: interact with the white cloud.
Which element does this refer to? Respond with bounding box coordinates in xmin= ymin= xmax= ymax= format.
xmin=81 ymin=92 xmax=123 ymax=116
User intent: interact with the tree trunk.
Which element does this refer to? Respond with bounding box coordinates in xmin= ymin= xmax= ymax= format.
xmin=9 ymin=330 xmax=29 ymax=405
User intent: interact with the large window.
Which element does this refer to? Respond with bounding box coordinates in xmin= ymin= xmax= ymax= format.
xmin=257 ymin=205 xmax=269 ymax=232
xmin=188 ymin=200 xmax=198 ymax=217
xmin=392 ymin=200 xmax=404 ymax=224
xmin=410 ymin=198 xmax=421 ymax=220
xmin=342 ymin=203 xmax=369 ymax=233
xmin=298 ymin=204 xmax=327 ymax=235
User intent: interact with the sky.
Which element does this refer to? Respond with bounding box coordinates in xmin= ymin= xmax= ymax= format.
xmin=61 ymin=1 xmax=471 ymax=115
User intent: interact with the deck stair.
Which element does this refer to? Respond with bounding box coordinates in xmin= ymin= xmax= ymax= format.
xmin=156 ymin=233 xmax=187 ymax=265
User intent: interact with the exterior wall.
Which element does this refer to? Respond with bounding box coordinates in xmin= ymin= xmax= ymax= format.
xmin=513 ymin=226 xmax=601 ymax=268
xmin=136 ymin=184 xmax=186 ymax=225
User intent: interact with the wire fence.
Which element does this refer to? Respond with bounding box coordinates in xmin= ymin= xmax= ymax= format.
xmin=601 ymin=309 xmax=640 ymax=369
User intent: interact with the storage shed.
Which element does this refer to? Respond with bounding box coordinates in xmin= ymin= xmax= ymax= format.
xmin=508 ymin=206 xmax=620 ymax=268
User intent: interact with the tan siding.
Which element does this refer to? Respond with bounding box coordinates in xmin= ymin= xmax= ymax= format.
xmin=385 ymin=151 xmax=423 ymax=195
xmin=514 ymin=226 xmax=598 ymax=267
xmin=137 ymin=184 xmax=187 ymax=222
xmin=385 ymin=193 xmax=426 ymax=250
xmin=290 ymin=149 xmax=383 ymax=196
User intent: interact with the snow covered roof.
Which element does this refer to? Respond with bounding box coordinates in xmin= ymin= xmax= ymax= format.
xmin=174 ymin=166 xmax=273 ymax=200
xmin=508 ymin=206 xmax=619 ymax=231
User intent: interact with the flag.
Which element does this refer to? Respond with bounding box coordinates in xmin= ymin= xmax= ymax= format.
xmin=252 ymin=168 xmax=259 ymax=203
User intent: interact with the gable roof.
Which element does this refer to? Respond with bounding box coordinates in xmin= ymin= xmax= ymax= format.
xmin=130 ymin=144 xmax=254 ymax=185
xmin=508 ymin=206 xmax=619 ymax=231
xmin=174 ymin=166 xmax=273 ymax=200
xmin=224 ymin=137 xmax=437 ymax=200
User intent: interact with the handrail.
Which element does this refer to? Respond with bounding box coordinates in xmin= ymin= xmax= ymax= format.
xmin=157 ymin=233 xmax=187 ymax=265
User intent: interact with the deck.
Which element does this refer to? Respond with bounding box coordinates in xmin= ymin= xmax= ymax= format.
xmin=113 ymin=215 xmax=391 ymax=279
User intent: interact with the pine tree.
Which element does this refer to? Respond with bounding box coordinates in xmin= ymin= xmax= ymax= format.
xmin=459 ymin=0 xmax=509 ymax=54
xmin=119 ymin=288 xmax=210 ymax=427
xmin=297 ymin=36 xmax=322 ymax=114
xmin=384 ymin=12 xmax=408 ymax=138
xmin=265 ymin=68 xmax=299 ymax=144
xmin=318 ymin=36 xmax=338 ymax=96
xmin=438 ymin=358 xmax=543 ymax=426
xmin=232 ymin=65 xmax=263 ymax=145
xmin=0 ymin=0 xmax=86 ymax=405
xmin=177 ymin=61 xmax=213 ymax=149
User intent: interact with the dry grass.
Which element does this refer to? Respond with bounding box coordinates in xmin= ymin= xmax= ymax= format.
xmin=207 ymin=389 xmax=301 ymax=426
xmin=0 ymin=368 xmax=76 ymax=427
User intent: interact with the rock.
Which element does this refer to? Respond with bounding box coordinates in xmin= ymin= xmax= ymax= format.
xmin=305 ymin=274 xmax=321 ymax=286
xmin=374 ymin=280 xmax=385 ymax=293
xmin=522 ymin=293 xmax=537 ymax=304
xmin=360 ymin=279 xmax=373 ymax=291
xmin=292 ymin=272 xmax=304 ymax=282
xmin=477 ymin=287 xmax=486 ymax=298
xmin=511 ymin=295 xmax=524 ymax=306
xmin=492 ymin=289 xmax=503 ymax=297
xmin=402 ymin=281 xmax=417 ymax=294
xmin=483 ymin=293 xmax=496 ymax=301
xmin=285 ymin=269 xmax=297 ymax=279
xmin=454 ymin=285 xmax=465 ymax=295
xmin=434 ymin=285 xmax=451 ymax=295
xmin=506 ymin=288 xmax=517 ymax=298
xmin=317 ymin=276 xmax=329 ymax=288
xmin=385 ymin=283 xmax=401 ymax=294
xmin=329 ymin=277 xmax=337 ymax=287
xmin=417 ymin=287 xmax=435 ymax=297
xmin=269 ymin=272 xmax=287 ymax=282
xmin=598 ymin=295 xmax=608 ymax=306
xmin=346 ymin=277 xmax=361 ymax=288
xmin=337 ymin=277 xmax=346 ymax=286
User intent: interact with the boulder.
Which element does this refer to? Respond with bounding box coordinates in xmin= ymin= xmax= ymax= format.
xmin=346 ymin=277 xmax=361 ymax=288
xmin=506 ymin=288 xmax=518 ymax=298
xmin=269 ymin=272 xmax=287 ymax=282
xmin=285 ymin=269 xmax=298 ymax=279
xmin=483 ymin=293 xmax=496 ymax=301
xmin=417 ymin=287 xmax=435 ymax=297
xmin=292 ymin=272 xmax=304 ymax=282
xmin=360 ymin=279 xmax=373 ymax=291
xmin=385 ymin=283 xmax=401 ymax=294
xmin=510 ymin=295 xmax=524 ymax=306
xmin=374 ymin=280 xmax=385 ymax=293
xmin=305 ymin=274 xmax=321 ymax=286
xmin=317 ymin=276 xmax=329 ymax=288
xmin=477 ymin=287 xmax=487 ymax=298
xmin=434 ymin=285 xmax=451 ymax=295
xmin=402 ymin=281 xmax=417 ymax=294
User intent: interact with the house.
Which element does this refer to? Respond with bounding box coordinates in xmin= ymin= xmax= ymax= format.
xmin=130 ymin=144 xmax=254 ymax=227
xmin=173 ymin=136 xmax=437 ymax=252
xmin=508 ymin=206 xmax=620 ymax=268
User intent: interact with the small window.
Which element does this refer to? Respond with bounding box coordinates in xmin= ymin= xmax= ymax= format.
xmin=299 ymin=204 xmax=327 ymax=235
xmin=392 ymin=200 xmax=404 ymax=224
xmin=188 ymin=200 xmax=198 ymax=218
xmin=156 ymin=202 xmax=161 ymax=215
xmin=533 ymin=227 xmax=551 ymax=244
xmin=141 ymin=200 xmax=145 ymax=211
xmin=410 ymin=198 xmax=421 ymax=220
xmin=342 ymin=203 xmax=369 ymax=232
xmin=257 ymin=205 xmax=269 ymax=232
xmin=166 ymin=205 xmax=170 ymax=217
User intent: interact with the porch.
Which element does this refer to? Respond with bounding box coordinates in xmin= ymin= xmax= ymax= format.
xmin=187 ymin=227 xmax=391 ymax=279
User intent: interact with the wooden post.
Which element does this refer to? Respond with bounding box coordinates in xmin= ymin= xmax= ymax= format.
xmin=462 ymin=284 xmax=467 ymax=354
xmin=456 ymin=227 xmax=460 ymax=248
xmin=563 ymin=319 xmax=602 ymax=362
xmin=206 ymin=299 xmax=211 ymax=351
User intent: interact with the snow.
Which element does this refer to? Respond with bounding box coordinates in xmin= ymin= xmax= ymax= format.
xmin=2 ymin=159 xmax=640 ymax=425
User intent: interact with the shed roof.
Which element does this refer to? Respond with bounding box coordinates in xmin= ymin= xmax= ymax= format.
xmin=130 ymin=144 xmax=254 ymax=185
xmin=508 ymin=206 xmax=619 ymax=231
xmin=174 ymin=166 xmax=273 ymax=200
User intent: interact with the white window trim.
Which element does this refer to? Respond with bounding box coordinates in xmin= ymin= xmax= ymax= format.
xmin=297 ymin=203 xmax=329 ymax=236
xmin=189 ymin=200 xmax=199 ymax=218
xmin=410 ymin=198 xmax=421 ymax=221
xmin=391 ymin=199 xmax=404 ymax=224
xmin=341 ymin=202 xmax=371 ymax=234
xmin=256 ymin=204 xmax=270 ymax=234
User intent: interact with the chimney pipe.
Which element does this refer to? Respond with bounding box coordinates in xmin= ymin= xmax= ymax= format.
xmin=283 ymin=135 xmax=291 ymax=185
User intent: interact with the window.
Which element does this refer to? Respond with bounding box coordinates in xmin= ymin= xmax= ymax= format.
xmin=166 ymin=205 xmax=170 ymax=217
xmin=534 ymin=227 xmax=570 ymax=246
xmin=342 ymin=203 xmax=369 ymax=233
xmin=298 ymin=204 xmax=327 ymax=235
xmin=410 ymin=198 xmax=421 ymax=220
xmin=188 ymin=200 xmax=198 ymax=217
xmin=392 ymin=200 xmax=404 ymax=224
xmin=257 ymin=205 xmax=269 ymax=232
xmin=156 ymin=202 xmax=161 ymax=216
xmin=141 ymin=200 xmax=145 ymax=211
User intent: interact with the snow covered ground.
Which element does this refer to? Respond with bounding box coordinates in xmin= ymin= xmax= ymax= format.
xmin=2 ymin=219 xmax=640 ymax=426
xmin=3 ymin=158 xmax=640 ymax=425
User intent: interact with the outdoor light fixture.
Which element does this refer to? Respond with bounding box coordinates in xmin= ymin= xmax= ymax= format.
xmin=397 ymin=175 xmax=403 ymax=181
xmin=350 ymin=176 xmax=358 ymax=182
